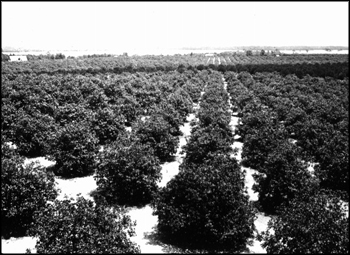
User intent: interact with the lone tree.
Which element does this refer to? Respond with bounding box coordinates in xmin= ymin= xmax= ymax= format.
xmin=48 ymin=120 xmax=99 ymax=178
xmin=27 ymin=196 xmax=140 ymax=254
xmin=152 ymin=153 xmax=256 ymax=252
xmin=94 ymin=136 xmax=161 ymax=207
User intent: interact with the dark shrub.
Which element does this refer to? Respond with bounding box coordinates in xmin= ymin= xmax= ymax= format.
xmin=315 ymin=130 xmax=349 ymax=197
xmin=149 ymin=101 xmax=183 ymax=136
xmin=259 ymin=190 xmax=349 ymax=254
xmin=10 ymin=109 xmax=57 ymax=157
xmin=182 ymin=123 xmax=234 ymax=165
xmin=95 ymin=137 xmax=161 ymax=207
xmin=133 ymin=115 xmax=179 ymax=162
xmin=167 ymin=88 xmax=193 ymax=122
xmin=241 ymin=122 xmax=289 ymax=170
xmin=49 ymin=120 xmax=99 ymax=178
xmin=27 ymin=196 xmax=140 ymax=253
xmin=152 ymin=153 xmax=255 ymax=252
xmin=1 ymin=143 xmax=58 ymax=238
xmin=91 ymin=107 xmax=126 ymax=145
xmin=253 ymin=141 xmax=319 ymax=214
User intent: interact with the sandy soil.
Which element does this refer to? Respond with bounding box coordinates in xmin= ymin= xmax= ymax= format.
xmin=22 ymin=155 xmax=97 ymax=202
xmin=158 ymin=161 xmax=180 ymax=188
xmin=1 ymin=237 xmax=38 ymax=254
xmin=126 ymin=205 xmax=164 ymax=253
xmin=55 ymin=175 xmax=97 ymax=201
xmin=242 ymin=167 xmax=259 ymax=201
xmin=23 ymin=157 xmax=56 ymax=168
xmin=246 ymin=212 xmax=272 ymax=254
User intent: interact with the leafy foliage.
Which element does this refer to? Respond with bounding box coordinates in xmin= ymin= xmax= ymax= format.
xmin=49 ymin=120 xmax=99 ymax=178
xmin=149 ymin=100 xmax=183 ymax=136
xmin=182 ymin=124 xmax=234 ymax=165
xmin=241 ymin=121 xmax=289 ymax=170
xmin=95 ymin=137 xmax=161 ymax=207
xmin=6 ymin=108 xmax=57 ymax=157
xmin=228 ymin=70 xmax=348 ymax=198
xmin=27 ymin=196 xmax=141 ymax=254
xmin=1 ymin=56 xmax=348 ymax=252
xmin=1 ymin=143 xmax=58 ymax=238
xmin=54 ymin=103 xmax=94 ymax=126
xmin=253 ymin=141 xmax=319 ymax=214
xmin=2 ymin=54 xmax=348 ymax=79
xmin=315 ymin=129 xmax=349 ymax=197
xmin=133 ymin=115 xmax=180 ymax=162
xmin=197 ymin=103 xmax=231 ymax=128
xmin=153 ymin=153 xmax=255 ymax=252
xmin=259 ymin=190 xmax=349 ymax=254
xmin=167 ymin=88 xmax=193 ymax=123
xmin=91 ymin=106 xmax=126 ymax=145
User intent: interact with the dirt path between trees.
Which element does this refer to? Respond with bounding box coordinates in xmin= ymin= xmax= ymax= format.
xmin=126 ymin=83 xmax=208 ymax=253
xmin=222 ymin=75 xmax=270 ymax=254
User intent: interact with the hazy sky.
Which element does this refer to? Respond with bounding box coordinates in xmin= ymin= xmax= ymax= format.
xmin=2 ymin=1 xmax=349 ymax=50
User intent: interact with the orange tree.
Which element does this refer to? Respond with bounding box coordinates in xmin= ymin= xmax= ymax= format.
xmin=48 ymin=119 xmax=99 ymax=178
xmin=27 ymin=196 xmax=140 ymax=253
xmin=152 ymin=153 xmax=255 ymax=252
xmin=1 ymin=143 xmax=58 ymax=238
xmin=94 ymin=136 xmax=161 ymax=207
xmin=259 ymin=190 xmax=348 ymax=253
xmin=132 ymin=114 xmax=180 ymax=162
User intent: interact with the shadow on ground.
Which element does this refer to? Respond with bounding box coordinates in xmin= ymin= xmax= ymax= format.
xmin=143 ymin=226 xmax=249 ymax=254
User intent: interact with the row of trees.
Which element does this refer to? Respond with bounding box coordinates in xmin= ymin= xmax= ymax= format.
xmin=2 ymin=53 xmax=347 ymax=79
xmin=224 ymin=71 xmax=348 ymax=253
xmin=229 ymin=71 xmax=348 ymax=197
xmin=152 ymin=71 xmax=256 ymax=253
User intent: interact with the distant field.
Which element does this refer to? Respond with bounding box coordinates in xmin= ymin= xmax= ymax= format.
xmin=2 ymin=53 xmax=348 ymax=80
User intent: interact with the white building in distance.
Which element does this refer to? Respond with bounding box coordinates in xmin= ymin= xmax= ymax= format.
xmin=9 ymin=55 xmax=28 ymax=61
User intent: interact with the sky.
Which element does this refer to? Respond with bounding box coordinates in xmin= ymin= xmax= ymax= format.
xmin=2 ymin=1 xmax=349 ymax=51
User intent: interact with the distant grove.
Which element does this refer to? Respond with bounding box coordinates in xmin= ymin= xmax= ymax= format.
xmin=1 ymin=52 xmax=348 ymax=79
